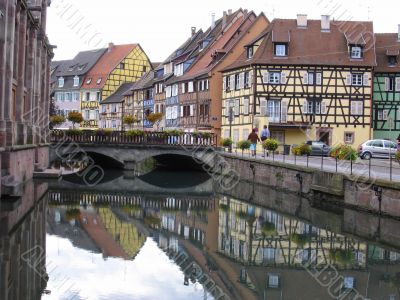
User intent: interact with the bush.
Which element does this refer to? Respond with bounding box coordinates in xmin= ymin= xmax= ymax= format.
xmin=123 ymin=115 xmax=139 ymax=128
xmin=263 ymin=138 xmax=279 ymax=151
xmin=330 ymin=144 xmax=358 ymax=161
xmin=146 ymin=112 xmax=163 ymax=125
xmin=67 ymin=111 xmax=83 ymax=128
xmin=220 ymin=138 xmax=233 ymax=147
xmin=95 ymin=128 xmax=113 ymax=136
xmin=237 ymin=140 xmax=251 ymax=150
xmin=50 ymin=115 xmax=65 ymax=126
xmin=125 ymin=129 xmax=145 ymax=137
xmin=201 ymin=132 xmax=212 ymax=139
xmin=164 ymin=129 xmax=183 ymax=137
xmin=65 ymin=129 xmax=83 ymax=136
xmin=292 ymin=143 xmax=312 ymax=156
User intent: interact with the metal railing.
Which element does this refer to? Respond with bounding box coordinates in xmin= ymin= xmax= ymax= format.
xmin=50 ymin=129 xmax=218 ymax=146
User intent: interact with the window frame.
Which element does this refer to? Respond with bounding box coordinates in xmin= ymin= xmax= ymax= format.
xmin=274 ymin=43 xmax=287 ymax=57
xmin=269 ymin=72 xmax=281 ymax=85
xmin=350 ymin=46 xmax=363 ymax=59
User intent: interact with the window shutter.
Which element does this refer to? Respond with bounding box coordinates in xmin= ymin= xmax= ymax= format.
xmin=230 ymin=75 xmax=235 ymax=90
xmin=302 ymin=101 xmax=308 ymax=114
xmin=181 ymin=83 xmax=186 ymax=94
xmin=346 ymin=74 xmax=352 ymax=85
xmin=280 ymin=72 xmax=287 ymax=84
xmin=248 ymin=71 xmax=253 ymax=87
xmin=263 ymin=71 xmax=269 ymax=84
xmin=180 ymin=106 xmax=184 ymax=117
xmin=350 ymin=102 xmax=355 ymax=115
xmin=303 ymin=72 xmax=309 ymax=85
xmin=281 ymin=101 xmax=288 ymax=123
xmin=243 ymin=98 xmax=249 ymax=115
xmin=260 ymin=98 xmax=267 ymax=116
xmin=239 ymin=73 xmax=245 ymax=89
xmin=385 ymin=78 xmax=390 ymax=91
xmin=235 ymin=99 xmax=240 ymax=115
xmin=190 ymin=104 xmax=194 ymax=116
xmin=396 ymin=77 xmax=400 ymax=91
xmin=321 ymin=100 xmax=327 ymax=114
xmin=363 ymin=73 xmax=369 ymax=86
xmin=223 ymin=77 xmax=226 ymax=91
xmin=383 ymin=110 xmax=389 ymax=120
xmin=316 ymin=73 xmax=322 ymax=85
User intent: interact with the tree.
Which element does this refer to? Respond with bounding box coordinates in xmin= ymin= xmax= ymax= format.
xmin=123 ymin=115 xmax=139 ymax=130
xmin=146 ymin=112 xmax=163 ymax=130
xmin=67 ymin=111 xmax=83 ymax=129
xmin=50 ymin=115 xmax=65 ymax=128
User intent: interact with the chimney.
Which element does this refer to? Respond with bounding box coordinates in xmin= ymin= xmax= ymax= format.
xmin=243 ymin=9 xmax=248 ymax=17
xmin=191 ymin=27 xmax=196 ymax=36
xmin=296 ymin=14 xmax=307 ymax=28
xmin=211 ymin=13 xmax=216 ymax=29
xmin=228 ymin=9 xmax=232 ymax=15
xmin=321 ymin=15 xmax=331 ymax=31
xmin=108 ymin=42 xmax=114 ymax=52
xmin=222 ymin=11 xmax=227 ymax=28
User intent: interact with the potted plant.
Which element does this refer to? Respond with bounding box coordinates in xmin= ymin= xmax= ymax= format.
xmin=292 ymin=143 xmax=312 ymax=156
xmin=263 ymin=138 xmax=279 ymax=156
xmin=220 ymin=138 xmax=233 ymax=150
xmin=146 ymin=112 xmax=163 ymax=130
xmin=67 ymin=111 xmax=84 ymax=129
xmin=125 ymin=129 xmax=145 ymax=137
xmin=50 ymin=115 xmax=65 ymax=128
xmin=237 ymin=140 xmax=251 ymax=157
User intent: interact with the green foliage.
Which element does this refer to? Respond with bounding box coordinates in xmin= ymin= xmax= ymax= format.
xmin=220 ymin=138 xmax=233 ymax=147
xmin=50 ymin=115 xmax=65 ymax=126
xmin=289 ymin=233 xmax=309 ymax=248
xmin=200 ymin=132 xmax=212 ymax=139
xmin=261 ymin=221 xmax=277 ymax=236
xmin=164 ymin=129 xmax=183 ymax=137
xmin=237 ymin=140 xmax=251 ymax=150
xmin=123 ymin=115 xmax=139 ymax=126
xmin=65 ymin=129 xmax=83 ymax=136
xmin=330 ymin=144 xmax=358 ymax=161
xmin=67 ymin=111 xmax=84 ymax=128
xmin=328 ymin=249 xmax=354 ymax=265
xmin=95 ymin=128 xmax=113 ymax=136
xmin=146 ymin=112 xmax=163 ymax=124
xmin=125 ymin=129 xmax=145 ymax=137
xmin=292 ymin=143 xmax=312 ymax=156
xmin=263 ymin=138 xmax=279 ymax=151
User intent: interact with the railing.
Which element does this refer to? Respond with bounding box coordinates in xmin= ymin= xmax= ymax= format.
xmin=50 ymin=129 xmax=218 ymax=146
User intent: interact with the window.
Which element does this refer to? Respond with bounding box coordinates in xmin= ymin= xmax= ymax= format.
xmin=274 ymin=44 xmax=287 ymax=56
xmin=351 ymin=73 xmax=363 ymax=86
xmin=267 ymin=274 xmax=280 ymax=288
xmin=172 ymin=84 xmax=179 ymax=96
xmin=269 ymin=72 xmax=281 ymax=84
xmin=96 ymin=92 xmax=101 ymax=101
xmin=119 ymin=63 xmax=125 ymax=69
xmin=143 ymin=66 xmax=147 ymax=72
xmin=101 ymin=105 xmax=106 ymax=113
xmin=73 ymin=76 xmax=79 ymax=87
xmin=174 ymin=63 xmax=183 ymax=76
xmin=58 ymin=77 xmax=64 ymax=87
xmin=247 ymin=47 xmax=253 ymax=59
xmin=72 ymin=92 xmax=79 ymax=101
xmin=55 ymin=92 xmax=64 ymax=102
xmin=96 ymin=78 xmax=102 ymax=85
xmin=234 ymin=99 xmax=240 ymax=116
xmin=344 ymin=132 xmax=354 ymax=144
xmin=384 ymin=140 xmax=397 ymax=150
xmin=112 ymin=120 xmax=117 ymax=129
xmin=86 ymin=78 xmax=92 ymax=85
xmin=244 ymin=72 xmax=250 ymax=88
xmin=267 ymin=100 xmax=281 ymax=122
xmin=166 ymin=86 xmax=172 ymax=98
xmin=388 ymin=56 xmax=397 ymax=66
xmin=188 ymin=82 xmax=194 ymax=93
xmin=385 ymin=77 xmax=395 ymax=91
xmin=243 ymin=98 xmax=249 ymax=115
xmin=235 ymin=74 xmax=240 ymax=90
xmin=111 ymin=104 xmax=117 ymax=113
xmin=181 ymin=83 xmax=186 ymax=94
xmin=65 ymin=92 xmax=72 ymax=102
xmin=84 ymin=110 xmax=90 ymax=119
xmin=271 ymin=131 xmax=284 ymax=145
xmin=350 ymin=101 xmax=363 ymax=115
xmin=377 ymin=109 xmax=389 ymax=120
xmin=304 ymin=100 xmax=322 ymax=114
xmin=85 ymin=92 xmax=90 ymax=101
xmin=350 ymin=46 xmax=362 ymax=59
xmin=225 ymin=76 xmax=231 ymax=91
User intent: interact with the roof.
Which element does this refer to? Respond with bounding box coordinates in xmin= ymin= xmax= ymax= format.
xmin=181 ymin=10 xmax=257 ymax=80
xmin=375 ymin=33 xmax=400 ymax=73
xmin=101 ymin=83 xmax=135 ymax=104
xmin=123 ymin=71 xmax=155 ymax=95
xmin=81 ymin=44 xmax=137 ymax=90
xmin=222 ymin=18 xmax=376 ymax=71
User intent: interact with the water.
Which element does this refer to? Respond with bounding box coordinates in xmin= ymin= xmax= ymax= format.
xmin=2 ymin=169 xmax=400 ymax=300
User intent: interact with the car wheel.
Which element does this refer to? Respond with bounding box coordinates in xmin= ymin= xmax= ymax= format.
xmin=362 ymin=152 xmax=372 ymax=160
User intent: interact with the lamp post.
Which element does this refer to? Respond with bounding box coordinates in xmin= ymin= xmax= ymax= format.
xmin=229 ymin=106 xmax=234 ymax=153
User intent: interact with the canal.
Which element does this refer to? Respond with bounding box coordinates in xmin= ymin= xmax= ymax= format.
xmin=1 ymin=167 xmax=400 ymax=300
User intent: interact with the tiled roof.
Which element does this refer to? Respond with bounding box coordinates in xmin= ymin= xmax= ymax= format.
xmin=123 ymin=71 xmax=155 ymax=95
xmin=375 ymin=33 xmax=400 ymax=73
xmin=101 ymin=83 xmax=135 ymax=104
xmin=222 ymin=18 xmax=376 ymax=71
xmin=81 ymin=44 xmax=137 ymax=90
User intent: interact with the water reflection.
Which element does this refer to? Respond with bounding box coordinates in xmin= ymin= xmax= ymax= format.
xmin=2 ymin=174 xmax=400 ymax=299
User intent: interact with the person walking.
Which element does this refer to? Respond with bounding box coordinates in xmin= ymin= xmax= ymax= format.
xmin=260 ymin=125 xmax=270 ymax=157
xmin=248 ymin=129 xmax=260 ymax=157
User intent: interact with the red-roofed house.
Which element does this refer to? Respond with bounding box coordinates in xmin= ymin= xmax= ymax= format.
xmin=80 ymin=43 xmax=152 ymax=129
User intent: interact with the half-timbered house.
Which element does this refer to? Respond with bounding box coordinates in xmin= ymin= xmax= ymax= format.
xmin=373 ymin=30 xmax=400 ymax=140
xmin=221 ymin=15 xmax=375 ymax=150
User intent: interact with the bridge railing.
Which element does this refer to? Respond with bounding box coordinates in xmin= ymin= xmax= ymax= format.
xmin=50 ymin=130 xmax=218 ymax=146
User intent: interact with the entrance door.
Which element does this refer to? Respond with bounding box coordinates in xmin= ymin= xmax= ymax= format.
xmin=317 ymin=128 xmax=332 ymax=146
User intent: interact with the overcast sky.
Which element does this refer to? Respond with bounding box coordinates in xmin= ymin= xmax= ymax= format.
xmin=47 ymin=0 xmax=400 ymax=62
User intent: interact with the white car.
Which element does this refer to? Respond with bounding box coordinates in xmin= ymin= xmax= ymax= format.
xmin=358 ymin=139 xmax=397 ymax=160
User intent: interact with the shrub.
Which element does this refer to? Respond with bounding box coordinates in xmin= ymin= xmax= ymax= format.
xmin=146 ymin=112 xmax=163 ymax=125
xmin=50 ymin=115 xmax=65 ymax=126
xmin=220 ymin=138 xmax=233 ymax=147
xmin=263 ymin=138 xmax=279 ymax=151
xmin=292 ymin=143 xmax=312 ymax=156
xmin=67 ymin=111 xmax=84 ymax=128
xmin=237 ymin=140 xmax=251 ymax=150
xmin=201 ymin=132 xmax=212 ymax=139
xmin=164 ymin=129 xmax=183 ymax=137
xmin=330 ymin=144 xmax=358 ymax=161
xmin=125 ymin=129 xmax=145 ymax=137
xmin=65 ymin=129 xmax=83 ymax=136
xmin=95 ymin=128 xmax=113 ymax=136
xmin=123 ymin=115 xmax=139 ymax=128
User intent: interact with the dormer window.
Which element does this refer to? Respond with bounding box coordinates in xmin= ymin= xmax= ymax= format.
xmin=73 ymin=76 xmax=79 ymax=87
xmin=350 ymin=46 xmax=363 ymax=59
xmin=247 ymin=47 xmax=253 ymax=59
xmin=174 ymin=63 xmax=184 ymax=76
xmin=388 ymin=56 xmax=398 ymax=66
xmin=86 ymin=78 xmax=92 ymax=85
xmin=96 ymin=78 xmax=102 ymax=85
xmin=274 ymin=44 xmax=287 ymax=57
xmin=58 ymin=77 xmax=64 ymax=87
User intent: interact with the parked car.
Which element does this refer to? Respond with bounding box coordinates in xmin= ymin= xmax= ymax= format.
xmin=358 ymin=139 xmax=397 ymax=159
xmin=306 ymin=141 xmax=332 ymax=156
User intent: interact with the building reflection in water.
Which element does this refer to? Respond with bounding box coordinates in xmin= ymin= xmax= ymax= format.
xmin=0 ymin=181 xmax=49 ymax=300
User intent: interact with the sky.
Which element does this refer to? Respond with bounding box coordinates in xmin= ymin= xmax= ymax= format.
xmin=47 ymin=0 xmax=400 ymax=62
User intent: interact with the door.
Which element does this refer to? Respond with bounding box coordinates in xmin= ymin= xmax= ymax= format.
xmin=319 ymin=131 xmax=330 ymax=146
